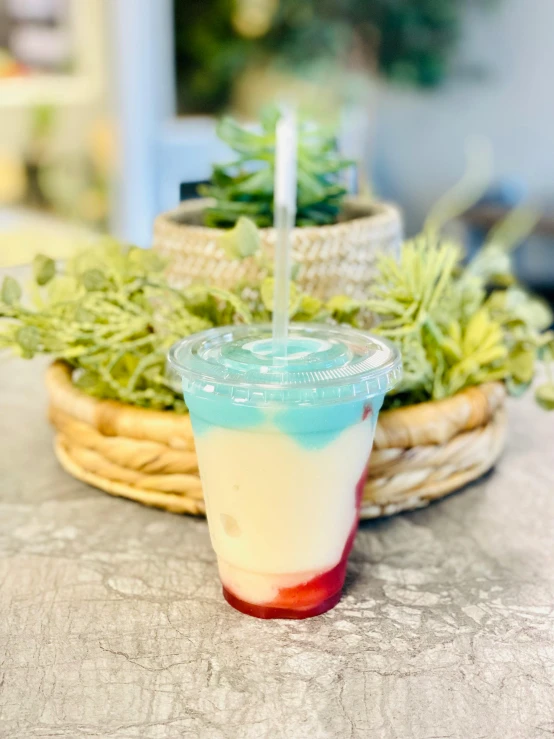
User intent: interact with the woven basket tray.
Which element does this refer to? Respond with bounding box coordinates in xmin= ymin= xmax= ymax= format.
xmin=46 ymin=362 xmax=507 ymax=519
xmin=153 ymin=197 xmax=402 ymax=301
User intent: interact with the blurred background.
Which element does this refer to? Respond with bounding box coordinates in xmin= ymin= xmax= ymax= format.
xmin=0 ymin=0 xmax=552 ymax=303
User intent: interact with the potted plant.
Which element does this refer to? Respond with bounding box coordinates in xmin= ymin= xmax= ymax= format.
xmin=153 ymin=109 xmax=402 ymax=301
xmin=174 ymin=0 xmax=499 ymax=115
xmin=2 ymin=225 xmax=552 ymax=518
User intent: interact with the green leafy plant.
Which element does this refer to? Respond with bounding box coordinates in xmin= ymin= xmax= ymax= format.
xmin=199 ymin=108 xmax=353 ymax=228
xmin=367 ymin=234 xmax=554 ymax=409
xmin=0 ymin=240 xmax=357 ymax=411
xmin=174 ymin=0 xmax=499 ymax=114
xmin=1 ymin=214 xmax=552 ymax=413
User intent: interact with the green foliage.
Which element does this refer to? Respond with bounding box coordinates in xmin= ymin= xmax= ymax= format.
xmin=536 ymin=382 xmax=554 ymax=410
xmin=217 ymin=215 xmax=262 ymax=259
xmin=33 ymin=254 xmax=56 ymax=286
xmin=200 ymin=109 xmax=352 ymax=228
xmin=366 ymin=234 xmax=553 ymax=408
xmin=1 ymin=223 xmax=550 ymax=413
xmin=0 ymin=240 xmax=359 ymax=411
xmin=173 ymin=0 xmax=499 ymax=113
xmin=1 ymin=276 xmax=21 ymax=306
xmin=174 ymin=0 xmax=248 ymax=114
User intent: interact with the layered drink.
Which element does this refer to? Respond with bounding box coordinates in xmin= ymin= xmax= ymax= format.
xmin=169 ymin=324 xmax=401 ymax=619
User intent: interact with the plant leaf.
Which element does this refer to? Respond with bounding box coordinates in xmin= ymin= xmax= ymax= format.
xmin=127 ymin=247 xmax=166 ymax=275
xmin=47 ymin=275 xmax=82 ymax=305
xmin=82 ymin=268 xmax=109 ymax=291
xmin=260 ymin=105 xmax=280 ymax=133
xmin=216 ymin=117 xmax=271 ymax=155
xmin=260 ymin=278 xmax=300 ymax=316
xmin=16 ymin=326 xmax=40 ymax=358
xmin=33 ymin=254 xmax=56 ymax=286
xmin=508 ymin=343 xmax=536 ymax=384
xmin=75 ymin=306 xmax=96 ymax=323
xmin=217 ymin=216 xmax=261 ymax=261
xmin=505 ymin=377 xmax=532 ymax=398
xmin=233 ymin=168 xmax=273 ymax=195
xmin=535 ymin=382 xmax=554 ymax=410
xmin=1 ymin=276 xmax=22 ymax=305
xmin=326 ymin=295 xmax=361 ymax=322
xmin=295 ymin=293 xmax=323 ymax=320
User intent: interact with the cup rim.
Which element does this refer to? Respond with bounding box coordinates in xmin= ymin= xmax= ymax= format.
xmin=168 ymin=323 xmax=402 ymax=406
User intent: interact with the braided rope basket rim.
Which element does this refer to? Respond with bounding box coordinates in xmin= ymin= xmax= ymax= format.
xmin=154 ymin=197 xmax=401 ymax=240
xmin=153 ymin=197 xmax=403 ymax=301
xmin=46 ymin=361 xmax=507 ymax=519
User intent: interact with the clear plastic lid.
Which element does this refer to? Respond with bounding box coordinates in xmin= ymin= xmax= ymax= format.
xmin=168 ymin=323 xmax=402 ymax=406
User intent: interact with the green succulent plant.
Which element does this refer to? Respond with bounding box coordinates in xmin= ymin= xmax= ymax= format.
xmin=199 ymin=107 xmax=353 ymax=228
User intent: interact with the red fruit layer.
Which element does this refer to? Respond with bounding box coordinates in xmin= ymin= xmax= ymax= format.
xmin=224 ymin=462 xmax=369 ymax=620
xmin=223 ymin=586 xmax=342 ymax=620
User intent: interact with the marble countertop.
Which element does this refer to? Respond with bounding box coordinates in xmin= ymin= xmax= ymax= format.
xmin=1 ymin=356 xmax=553 ymax=739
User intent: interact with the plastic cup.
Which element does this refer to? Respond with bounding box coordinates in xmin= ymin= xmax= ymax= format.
xmin=169 ymin=324 xmax=401 ymax=619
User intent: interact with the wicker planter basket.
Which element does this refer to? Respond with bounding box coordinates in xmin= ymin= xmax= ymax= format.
xmin=153 ymin=197 xmax=402 ymax=300
xmin=46 ymin=361 xmax=507 ymax=519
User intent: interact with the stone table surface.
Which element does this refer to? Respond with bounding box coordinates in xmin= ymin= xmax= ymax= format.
xmin=1 ymin=356 xmax=553 ymax=739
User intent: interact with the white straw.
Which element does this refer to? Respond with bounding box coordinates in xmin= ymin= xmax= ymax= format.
xmin=272 ymin=107 xmax=297 ymax=358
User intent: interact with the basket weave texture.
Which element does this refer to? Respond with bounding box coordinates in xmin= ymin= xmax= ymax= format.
xmin=47 ymin=362 xmax=507 ymax=519
xmin=153 ymin=197 xmax=402 ymax=300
